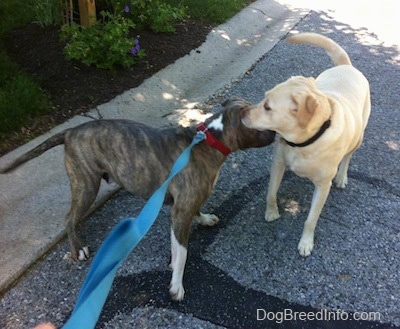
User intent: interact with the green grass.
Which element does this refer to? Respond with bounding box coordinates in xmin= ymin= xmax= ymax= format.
xmin=0 ymin=0 xmax=50 ymax=138
xmin=0 ymin=0 xmax=253 ymax=144
xmin=165 ymin=0 xmax=253 ymax=24
xmin=0 ymin=48 xmax=52 ymax=137
xmin=0 ymin=0 xmax=36 ymax=35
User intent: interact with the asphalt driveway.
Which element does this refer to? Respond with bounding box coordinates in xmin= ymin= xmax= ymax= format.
xmin=1 ymin=5 xmax=399 ymax=329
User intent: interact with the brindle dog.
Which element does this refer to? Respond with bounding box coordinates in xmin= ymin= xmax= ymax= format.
xmin=1 ymin=97 xmax=275 ymax=300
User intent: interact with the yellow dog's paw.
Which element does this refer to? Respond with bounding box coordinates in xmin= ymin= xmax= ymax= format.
xmin=334 ymin=173 xmax=348 ymax=189
xmin=298 ymin=237 xmax=314 ymax=257
xmin=265 ymin=206 xmax=280 ymax=222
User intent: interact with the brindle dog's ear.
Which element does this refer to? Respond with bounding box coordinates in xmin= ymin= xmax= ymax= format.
xmin=222 ymin=96 xmax=250 ymax=128
xmin=230 ymin=109 xmax=241 ymax=129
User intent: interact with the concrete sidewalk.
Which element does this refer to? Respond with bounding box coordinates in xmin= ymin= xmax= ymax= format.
xmin=0 ymin=0 xmax=308 ymax=292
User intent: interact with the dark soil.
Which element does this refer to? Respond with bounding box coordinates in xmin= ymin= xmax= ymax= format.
xmin=1 ymin=20 xmax=212 ymax=155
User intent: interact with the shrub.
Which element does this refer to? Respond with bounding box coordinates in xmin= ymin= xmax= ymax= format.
xmin=60 ymin=10 xmax=145 ymax=70
xmin=145 ymin=1 xmax=187 ymax=33
xmin=0 ymin=75 xmax=51 ymax=135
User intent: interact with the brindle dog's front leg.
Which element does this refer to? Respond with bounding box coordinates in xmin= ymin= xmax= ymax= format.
xmin=169 ymin=229 xmax=187 ymax=301
xmin=169 ymin=211 xmax=192 ymax=301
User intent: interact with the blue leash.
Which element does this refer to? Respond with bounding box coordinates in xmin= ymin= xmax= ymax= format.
xmin=62 ymin=131 xmax=206 ymax=329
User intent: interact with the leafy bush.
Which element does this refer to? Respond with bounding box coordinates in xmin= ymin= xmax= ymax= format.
xmin=47 ymin=0 xmax=187 ymax=70
xmin=60 ymin=10 xmax=145 ymax=70
xmin=107 ymin=0 xmax=187 ymax=33
xmin=0 ymin=75 xmax=51 ymax=135
xmin=145 ymin=1 xmax=187 ymax=33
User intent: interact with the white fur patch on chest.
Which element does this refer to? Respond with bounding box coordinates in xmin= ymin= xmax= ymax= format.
xmin=207 ymin=114 xmax=224 ymax=131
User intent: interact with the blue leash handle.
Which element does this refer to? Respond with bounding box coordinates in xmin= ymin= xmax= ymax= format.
xmin=62 ymin=131 xmax=206 ymax=329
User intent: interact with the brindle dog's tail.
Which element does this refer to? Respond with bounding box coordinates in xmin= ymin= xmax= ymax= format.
xmin=287 ymin=32 xmax=352 ymax=67
xmin=0 ymin=130 xmax=67 ymax=174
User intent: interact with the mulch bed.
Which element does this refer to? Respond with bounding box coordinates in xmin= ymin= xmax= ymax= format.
xmin=1 ymin=19 xmax=213 ymax=155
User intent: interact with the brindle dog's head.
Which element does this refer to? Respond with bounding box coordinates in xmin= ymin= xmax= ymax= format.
xmin=205 ymin=97 xmax=276 ymax=151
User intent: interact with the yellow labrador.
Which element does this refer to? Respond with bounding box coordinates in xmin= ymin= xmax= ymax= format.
xmin=241 ymin=33 xmax=371 ymax=256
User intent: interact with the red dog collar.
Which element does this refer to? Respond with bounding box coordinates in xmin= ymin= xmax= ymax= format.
xmin=197 ymin=123 xmax=231 ymax=156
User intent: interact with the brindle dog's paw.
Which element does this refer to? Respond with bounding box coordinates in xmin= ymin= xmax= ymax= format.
xmin=63 ymin=246 xmax=90 ymax=261
xmin=78 ymin=246 xmax=90 ymax=260
xmin=195 ymin=212 xmax=220 ymax=226
xmin=169 ymin=283 xmax=185 ymax=301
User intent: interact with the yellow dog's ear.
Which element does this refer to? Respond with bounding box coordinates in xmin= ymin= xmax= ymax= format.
xmin=296 ymin=95 xmax=319 ymax=129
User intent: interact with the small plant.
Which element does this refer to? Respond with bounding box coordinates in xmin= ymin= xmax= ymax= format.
xmin=108 ymin=0 xmax=187 ymax=33
xmin=60 ymin=9 xmax=145 ymax=70
xmin=0 ymin=75 xmax=51 ymax=135
xmin=31 ymin=0 xmax=62 ymax=27
xmin=145 ymin=1 xmax=187 ymax=33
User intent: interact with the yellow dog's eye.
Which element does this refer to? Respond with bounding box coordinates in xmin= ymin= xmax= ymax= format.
xmin=264 ymin=103 xmax=271 ymax=111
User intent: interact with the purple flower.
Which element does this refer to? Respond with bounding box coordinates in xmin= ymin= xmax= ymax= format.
xmin=131 ymin=38 xmax=140 ymax=55
xmin=124 ymin=5 xmax=130 ymax=13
